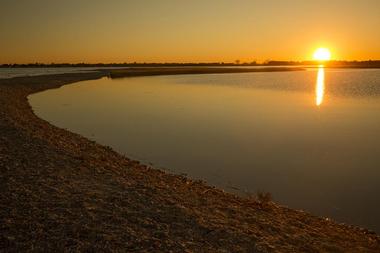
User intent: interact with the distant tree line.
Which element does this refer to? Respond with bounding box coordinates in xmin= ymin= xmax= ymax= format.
xmin=1 ymin=60 xmax=379 ymax=68
xmin=0 ymin=62 xmax=258 ymax=68
xmin=254 ymin=60 xmax=380 ymax=68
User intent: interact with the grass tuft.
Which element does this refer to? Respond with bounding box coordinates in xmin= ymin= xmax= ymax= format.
xmin=256 ymin=191 xmax=272 ymax=204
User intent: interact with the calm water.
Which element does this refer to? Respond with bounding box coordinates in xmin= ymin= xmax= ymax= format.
xmin=0 ymin=67 xmax=125 ymax=79
xmin=29 ymin=68 xmax=380 ymax=232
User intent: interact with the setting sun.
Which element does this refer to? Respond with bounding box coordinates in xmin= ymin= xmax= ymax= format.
xmin=313 ymin=48 xmax=331 ymax=61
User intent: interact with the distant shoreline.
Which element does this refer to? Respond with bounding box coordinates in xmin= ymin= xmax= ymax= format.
xmin=1 ymin=60 xmax=380 ymax=69
xmin=107 ymin=67 xmax=305 ymax=78
xmin=0 ymin=69 xmax=379 ymax=251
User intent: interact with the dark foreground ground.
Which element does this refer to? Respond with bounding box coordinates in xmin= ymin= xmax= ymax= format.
xmin=0 ymin=68 xmax=379 ymax=252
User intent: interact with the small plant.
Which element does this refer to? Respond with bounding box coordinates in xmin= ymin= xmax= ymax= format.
xmin=256 ymin=191 xmax=272 ymax=204
xmin=244 ymin=190 xmax=273 ymax=204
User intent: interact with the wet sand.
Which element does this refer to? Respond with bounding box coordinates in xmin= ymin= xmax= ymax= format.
xmin=0 ymin=68 xmax=379 ymax=252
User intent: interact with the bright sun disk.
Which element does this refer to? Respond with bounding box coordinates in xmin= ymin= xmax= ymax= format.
xmin=313 ymin=48 xmax=331 ymax=61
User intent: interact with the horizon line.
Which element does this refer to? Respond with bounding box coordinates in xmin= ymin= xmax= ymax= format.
xmin=1 ymin=59 xmax=380 ymax=66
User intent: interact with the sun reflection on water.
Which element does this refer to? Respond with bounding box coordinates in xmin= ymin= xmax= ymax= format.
xmin=316 ymin=65 xmax=325 ymax=106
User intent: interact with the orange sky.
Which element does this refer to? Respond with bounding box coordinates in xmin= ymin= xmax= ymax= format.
xmin=0 ymin=0 xmax=379 ymax=63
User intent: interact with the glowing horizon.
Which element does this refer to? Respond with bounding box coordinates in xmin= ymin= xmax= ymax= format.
xmin=0 ymin=1 xmax=379 ymax=64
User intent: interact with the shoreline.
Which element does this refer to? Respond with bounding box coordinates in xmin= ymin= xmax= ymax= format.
xmin=107 ymin=67 xmax=305 ymax=78
xmin=1 ymin=69 xmax=379 ymax=251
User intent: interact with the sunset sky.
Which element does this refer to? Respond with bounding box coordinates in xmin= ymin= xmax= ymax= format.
xmin=1 ymin=0 xmax=379 ymax=63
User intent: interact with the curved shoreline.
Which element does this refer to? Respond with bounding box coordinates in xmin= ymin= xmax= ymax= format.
xmin=0 ymin=69 xmax=379 ymax=252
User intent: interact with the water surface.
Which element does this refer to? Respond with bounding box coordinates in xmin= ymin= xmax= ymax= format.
xmin=0 ymin=67 xmax=125 ymax=79
xmin=29 ymin=68 xmax=380 ymax=232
